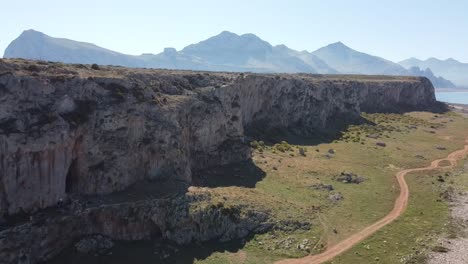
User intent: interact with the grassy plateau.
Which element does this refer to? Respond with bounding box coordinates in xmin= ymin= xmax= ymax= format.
xmin=190 ymin=110 xmax=468 ymax=264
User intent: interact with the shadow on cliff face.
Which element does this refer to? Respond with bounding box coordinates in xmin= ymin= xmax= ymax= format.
xmin=432 ymin=101 xmax=450 ymax=114
xmin=191 ymin=115 xmax=375 ymax=188
xmin=361 ymin=100 xmax=450 ymax=115
xmin=243 ymin=101 xmax=450 ymax=148
xmin=46 ymin=237 xmax=250 ymax=264
xmin=192 ymin=160 xmax=265 ymax=188
xmin=245 ymin=114 xmax=374 ymax=146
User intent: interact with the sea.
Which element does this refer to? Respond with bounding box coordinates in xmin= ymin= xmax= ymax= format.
xmin=435 ymin=90 xmax=468 ymax=105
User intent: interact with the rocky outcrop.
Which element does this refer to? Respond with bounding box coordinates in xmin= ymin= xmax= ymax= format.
xmin=0 ymin=59 xmax=438 ymax=217
xmin=0 ymin=189 xmax=271 ymax=264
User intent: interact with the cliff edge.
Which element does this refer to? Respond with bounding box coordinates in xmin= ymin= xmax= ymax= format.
xmin=0 ymin=59 xmax=438 ymax=216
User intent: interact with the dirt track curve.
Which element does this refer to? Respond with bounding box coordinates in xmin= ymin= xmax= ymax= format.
xmin=276 ymin=138 xmax=468 ymax=264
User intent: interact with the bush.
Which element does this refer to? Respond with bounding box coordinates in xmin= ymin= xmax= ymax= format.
xmin=250 ymin=140 xmax=266 ymax=151
xmin=274 ymin=141 xmax=292 ymax=152
xmin=250 ymin=140 xmax=260 ymax=149
xmin=91 ymin=63 xmax=100 ymax=70
xmin=27 ymin=64 xmax=40 ymax=72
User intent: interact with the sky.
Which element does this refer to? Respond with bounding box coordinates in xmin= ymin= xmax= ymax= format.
xmin=1 ymin=0 xmax=467 ymax=62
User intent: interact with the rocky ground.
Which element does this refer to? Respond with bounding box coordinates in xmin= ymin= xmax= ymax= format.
xmin=450 ymin=103 xmax=468 ymax=118
xmin=427 ymin=161 xmax=468 ymax=264
xmin=0 ymin=185 xmax=273 ymax=264
xmin=427 ymin=194 xmax=468 ymax=264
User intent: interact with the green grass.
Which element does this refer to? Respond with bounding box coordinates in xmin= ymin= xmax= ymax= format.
xmin=328 ymin=169 xmax=451 ymax=264
xmin=451 ymin=160 xmax=468 ymax=192
xmin=192 ymin=111 xmax=468 ymax=264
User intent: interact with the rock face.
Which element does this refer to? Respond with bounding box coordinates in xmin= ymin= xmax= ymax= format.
xmin=0 ymin=59 xmax=438 ymax=217
xmin=74 ymin=235 xmax=114 ymax=255
xmin=0 ymin=190 xmax=271 ymax=264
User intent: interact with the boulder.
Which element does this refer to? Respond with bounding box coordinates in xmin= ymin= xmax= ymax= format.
xmin=335 ymin=172 xmax=366 ymax=184
xmin=376 ymin=142 xmax=387 ymax=147
xmin=328 ymin=193 xmax=344 ymax=202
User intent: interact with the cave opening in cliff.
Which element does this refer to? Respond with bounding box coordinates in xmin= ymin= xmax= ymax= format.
xmin=65 ymin=158 xmax=79 ymax=193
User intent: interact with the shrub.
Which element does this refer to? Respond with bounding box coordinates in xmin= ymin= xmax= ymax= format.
xmin=274 ymin=141 xmax=292 ymax=152
xmin=91 ymin=63 xmax=100 ymax=70
xmin=250 ymin=140 xmax=260 ymax=149
xmin=27 ymin=64 xmax=40 ymax=72
xmin=250 ymin=140 xmax=266 ymax=151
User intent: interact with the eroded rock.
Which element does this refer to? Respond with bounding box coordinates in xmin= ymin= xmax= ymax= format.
xmin=335 ymin=172 xmax=366 ymax=184
xmin=75 ymin=235 xmax=114 ymax=255
xmin=0 ymin=59 xmax=441 ymax=263
xmin=0 ymin=191 xmax=272 ymax=264
xmin=0 ymin=59 xmax=438 ymax=216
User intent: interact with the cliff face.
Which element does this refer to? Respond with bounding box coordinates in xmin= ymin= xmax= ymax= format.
xmin=0 ymin=189 xmax=271 ymax=264
xmin=0 ymin=59 xmax=437 ymax=216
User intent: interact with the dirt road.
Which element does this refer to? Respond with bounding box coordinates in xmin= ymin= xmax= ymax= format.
xmin=276 ymin=139 xmax=468 ymax=264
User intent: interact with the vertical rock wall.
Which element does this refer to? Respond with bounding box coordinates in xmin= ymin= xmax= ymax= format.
xmin=0 ymin=60 xmax=438 ymax=216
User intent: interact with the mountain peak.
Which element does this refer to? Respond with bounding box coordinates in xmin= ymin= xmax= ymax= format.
xmin=240 ymin=33 xmax=261 ymax=40
xmin=408 ymin=57 xmax=422 ymax=62
xmin=274 ymin=44 xmax=289 ymax=50
xmin=14 ymin=29 xmax=48 ymax=41
xmin=215 ymin=31 xmax=239 ymax=38
xmin=213 ymin=31 xmax=264 ymax=43
xmin=163 ymin=47 xmax=177 ymax=54
xmin=427 ymin=57 xmax=442 ymax=62
xmin=20 ymin=29 xmax=46 ymax=37
xmin=181 ymin=30 xmax=272 ymax=57
xmin=328 ymin=41 xmax=349 ymax=49
xmin=445 ymin=58 xmax=459 ymax=63
xmin=319 ymin=42 xmax=356 ymax=54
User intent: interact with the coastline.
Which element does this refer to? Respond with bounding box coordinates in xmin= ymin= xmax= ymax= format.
xmin=450 ymin=103 xmax=468 ymax=110
xmin=436 ymin=88 xmax=468 ymax=92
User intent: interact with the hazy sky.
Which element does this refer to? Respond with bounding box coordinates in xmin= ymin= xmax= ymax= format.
xmin=1 ymin=0 xmax=467 ymax=62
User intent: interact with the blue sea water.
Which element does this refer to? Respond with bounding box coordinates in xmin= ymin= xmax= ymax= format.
xmin=436 ymin=91 xmax=468 ymax=105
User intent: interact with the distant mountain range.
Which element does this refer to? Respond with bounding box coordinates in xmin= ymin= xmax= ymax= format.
xmin=399 ymin=57 xmax=468 ymax=88
xmin=3 ymin=29 xmax=461 ymax=88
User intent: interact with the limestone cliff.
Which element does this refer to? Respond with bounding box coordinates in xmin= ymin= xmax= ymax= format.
xmin=0 ymin=59 xmax=437 ymax=216
xmin=0 ymin=189 xmax=271 ymax=264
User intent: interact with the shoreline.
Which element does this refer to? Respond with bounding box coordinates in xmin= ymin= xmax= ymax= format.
xmin=450 ymin=103 xmax=468 ymax=111
xmin=449 ymin=104 xmax=468 ymax=118
xmin=436 ymin=88 xmax=468 ymax=93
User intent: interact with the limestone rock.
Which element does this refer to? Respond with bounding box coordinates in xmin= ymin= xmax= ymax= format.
xmin=75 ymin=235 xmax=114 ymax=255
xmin=0 ymin=59 xmax=438 ymax=217
xmin=0 ymin=190 xmax=271 ymax=264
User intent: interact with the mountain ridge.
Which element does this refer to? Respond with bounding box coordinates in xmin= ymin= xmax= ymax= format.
xmin=3 ymin=29 xmax=457 ymax=88
xmin=399 ymin=57 xmax=468 ymax=87
xmin=312 ymin=41 xmax=408 ymax=75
